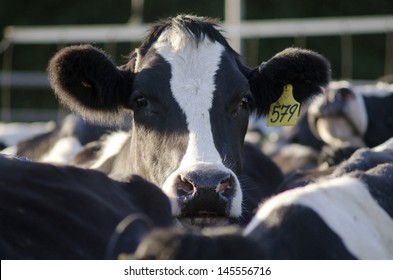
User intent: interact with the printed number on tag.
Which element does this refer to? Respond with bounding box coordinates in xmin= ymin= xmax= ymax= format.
xmin=267 ymin=84 xmax=300 ymax=126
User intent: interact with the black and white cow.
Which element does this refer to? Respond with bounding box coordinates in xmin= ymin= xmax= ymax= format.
xmin=114 ymin=140 xmax=393 ymax=260
xmin=2 ymin=114 xmax=124 ymax=163
xmin=0 ymin=154 xmax=172 ymax=259
xmin=308 ymin=80 xmax=393 ymax=149
xmin=48 ymin=15 xmax=330 ymax=227
xmin=244 ymin=163 xmax=393 ymax=259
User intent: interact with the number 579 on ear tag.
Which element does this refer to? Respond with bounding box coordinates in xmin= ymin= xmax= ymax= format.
xmin=267 ymin=84 xmax=300 ymax=127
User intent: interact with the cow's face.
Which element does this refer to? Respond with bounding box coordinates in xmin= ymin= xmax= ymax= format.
xmin=308 ymin=81 xmax=368 ymax=148
xmin=129 ymin=30 xmax=251 ymax=225
xmin=48 ymin=15 xmax=330 ymax=227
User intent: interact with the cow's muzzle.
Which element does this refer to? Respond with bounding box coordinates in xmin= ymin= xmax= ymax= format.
xmin=162 ymin=163 xmax=242 ymax=228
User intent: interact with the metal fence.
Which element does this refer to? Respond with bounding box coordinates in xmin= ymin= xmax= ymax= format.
xmin=1 ymin=14 xmax=393 ymax=122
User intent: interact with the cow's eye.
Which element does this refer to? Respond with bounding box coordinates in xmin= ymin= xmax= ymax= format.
xmin=231 ymin=95 xmax=253 ymax=117
xmin=239 ymin=95 xmax=252 ymax=110
xmin=134 ymin=96 xmax=148 ymax=109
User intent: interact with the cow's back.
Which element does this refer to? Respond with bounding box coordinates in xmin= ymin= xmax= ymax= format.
xmin=0 ymin=155 xmax=172 ymax=259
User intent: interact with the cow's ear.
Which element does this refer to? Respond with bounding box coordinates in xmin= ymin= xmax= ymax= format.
xmin=106 ymin=214 xmax=152 ymax=260
xmin=48 ymin=45 xmax=133 ymax=124
xmin=247 ymin=47 xmax=331 ymax=116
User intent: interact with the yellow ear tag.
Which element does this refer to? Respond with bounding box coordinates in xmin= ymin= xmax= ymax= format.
xmin=267 ymin=84 xmax=300 ymax=126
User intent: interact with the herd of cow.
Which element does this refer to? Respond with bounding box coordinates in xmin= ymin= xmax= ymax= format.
xmin=1 ymin=15 xmax=393 ymax=260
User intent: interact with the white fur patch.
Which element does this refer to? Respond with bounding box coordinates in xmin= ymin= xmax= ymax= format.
xmin=372 ymin=137 xmax=393 ymax=152
xmin=90 ymin=131 xmax=130 ymax=169
xmin=244 ymin=177 xmax=393 ymax=259
xmin=155 ymin=30 xmax=242 ymax=217
xmin=40 ymin=136 xmax=82 ymax=163
xmin=1 ymin=145 xmax=18 ymax=156
xmin=345 ymin=91 xmax=368 ymax=136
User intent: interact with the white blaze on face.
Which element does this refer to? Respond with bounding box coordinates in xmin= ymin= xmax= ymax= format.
xmin=244 ymin=177 xmax=393 ymax=259
xmin=155 ymin=31 xmax=223 ymax=166
xmin=155 ymin=29 xmax=242 ymax=217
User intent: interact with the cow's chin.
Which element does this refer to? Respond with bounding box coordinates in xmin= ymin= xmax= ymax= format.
xmin=176 ymin=216 xmax=235 ymax=230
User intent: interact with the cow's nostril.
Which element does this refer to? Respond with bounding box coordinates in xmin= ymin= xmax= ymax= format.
xmin=216 ymin=177 xmax=234 ymax=201
xmin=216 ymin=177 xmax=231 ymax=192
xmin=176 ymin=175 xmax=196 ymax=200
xmin=173 ymin=168 xmax=238 ymax=220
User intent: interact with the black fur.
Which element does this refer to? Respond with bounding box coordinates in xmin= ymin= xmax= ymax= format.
xmin=248 ymin=47 xmax=331 ymax=116
xmin=330 ymin=148 xmax=393 ymax=178
xmin=0 ymin=155 xmax=172 ymax=259
xmin=363 ymin=94 xmax=393 ymax=147
xmin=48 ymin=45 xmax=133 ymax=123
xmin=106 ymin=214 xmax=153 ymax=259
xmin=239 ymin=143 xmax=283 ymax=222
xmin=318 ymin=145 xmax=359 ymax=167
xmin=247 ymin=205 xmax=356 ymax=259
xmin=132 ymin=226 xmax=266 ymax=260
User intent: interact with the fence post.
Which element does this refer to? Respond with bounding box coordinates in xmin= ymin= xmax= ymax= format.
xmin=129 ymin=0 xmax=144 ymax=24
xmin=1 ymin=43 xmax=13 ymax=122
xmin=225 ymin=0 xmax=244 ymax=54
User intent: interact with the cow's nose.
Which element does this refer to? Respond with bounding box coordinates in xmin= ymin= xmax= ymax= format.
xmin=176 ymin=170 xmax=234 ymax=200
xmin=174 ymin=169 xmax=235 ymax=216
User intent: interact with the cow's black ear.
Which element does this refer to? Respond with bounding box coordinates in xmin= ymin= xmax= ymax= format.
xmin=48 ymin=45 xmax=133 ymax=124
xmin=248 ymin=47 xmax=331 ymax=116
xmin=106 ymin=214 xmax=152 ymax=260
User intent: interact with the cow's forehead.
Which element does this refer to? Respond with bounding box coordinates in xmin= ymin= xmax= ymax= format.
xmin=135 ymin=34 xmax=247 ymax=97
xmin=154 ymin=36 xmax=224 ymax=104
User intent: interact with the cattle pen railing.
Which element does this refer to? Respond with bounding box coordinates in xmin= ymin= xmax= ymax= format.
xmin=1 ymin=14 xmax=393 ymax=122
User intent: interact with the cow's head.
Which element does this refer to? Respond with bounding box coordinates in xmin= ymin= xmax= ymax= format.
xmin=48 ymin=15 xmax=330 ymax=227
xmin=308 ymin=81 xmax=368 ymax=148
